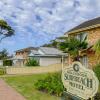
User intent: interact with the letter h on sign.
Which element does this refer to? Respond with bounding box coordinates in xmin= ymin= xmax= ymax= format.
xmin=87 ymin=79 xmax=93 ymax=89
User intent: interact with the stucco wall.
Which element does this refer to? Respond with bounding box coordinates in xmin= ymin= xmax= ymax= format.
xmin=39 ymin=57 xmax=62 ymax=66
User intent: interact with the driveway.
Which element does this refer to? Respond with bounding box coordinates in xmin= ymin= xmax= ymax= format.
xmin=0 ymin=79 xmax=26 ymax=100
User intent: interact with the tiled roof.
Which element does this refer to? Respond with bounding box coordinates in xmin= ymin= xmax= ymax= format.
xmin=30 ymin=50 xmax=39 ymax=55
xmin=67 ymin=17 xmax=100 ymax=34
xmin=15 ymin=47 xmax=37 ymax=52
xmin=39 ymin=47 xmax=63 ymax=55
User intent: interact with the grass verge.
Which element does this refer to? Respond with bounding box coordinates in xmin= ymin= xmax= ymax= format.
xmin=3 ymin=74 xmax=60 ymax=100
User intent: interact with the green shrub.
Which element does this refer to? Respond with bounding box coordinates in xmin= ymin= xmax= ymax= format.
xmin=0 ymin=68 xmax=6 ymax=75
xmin=25 ymin=58 xmax=39 ymax=66
xmin=34 ymin=73 xmax=64 ymax=96
xmin=93 ymin=64 xmax=100 ymax=100
xmin=3 ymin=60 xmax=12 ymax=66
xmin=93 ymin=63 xmax=100 ymax=81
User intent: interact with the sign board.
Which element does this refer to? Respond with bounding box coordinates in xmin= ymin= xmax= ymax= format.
xmin=62 ymin=62 xmax=99 ymax=99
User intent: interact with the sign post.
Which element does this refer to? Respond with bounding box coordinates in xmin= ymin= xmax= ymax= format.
xmin=62 ymin=61 xmax=99 ymax=100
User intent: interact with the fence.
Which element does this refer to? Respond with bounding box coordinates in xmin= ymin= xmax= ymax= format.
xmin=6 ymin=64 xmax=62 ymax=75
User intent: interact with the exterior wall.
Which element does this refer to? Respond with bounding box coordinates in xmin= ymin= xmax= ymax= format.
xmin=39 ymin=57 xmax=62 ymax=66
xmin=15 ymin=51 xmax=30 ymax=66
xmin=15 ymin=51 xmax=28 ymax=59
xmin=23 ymin=51 xmax=29 ymax=58
xmin=87 ymin=53 xmax=100 ymax=69
xmin=69 ymin=27 xmax=100 ymax=46
xmin=87 ymin=27 xmax=100 ymax=45
xmin=13 ymin=60 xmax=24 ymax=67
xmin=68 ymin=27 xmax=100 ymax=68
xmin=82 ymin=28 xmax=100 ymax=68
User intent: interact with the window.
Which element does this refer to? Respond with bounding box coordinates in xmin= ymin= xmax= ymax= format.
xmin=80 ymin=56 xmax=88 ymax=68
xmin=75 ymin=32 xmax=87 ymax=41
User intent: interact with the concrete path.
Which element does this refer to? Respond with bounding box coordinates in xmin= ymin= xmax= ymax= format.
xmin=0 ymin=79 xmax=26 ymax=100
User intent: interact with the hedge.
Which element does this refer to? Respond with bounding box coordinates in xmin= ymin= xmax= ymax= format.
xmin=3 ymin=60 xmax=13 ymax=66
xmin=0 ymin=68 xmax=6 ymax=75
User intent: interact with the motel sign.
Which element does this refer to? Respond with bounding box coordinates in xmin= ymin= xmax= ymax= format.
xmin=62 ymin=62 xmax=99 ymax=99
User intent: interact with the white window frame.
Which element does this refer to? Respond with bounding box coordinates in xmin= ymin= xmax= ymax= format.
xmin=80 ymin=55 xmax=88 ymax=68
xmin=75 ymin=32 xmax=87 ymax=41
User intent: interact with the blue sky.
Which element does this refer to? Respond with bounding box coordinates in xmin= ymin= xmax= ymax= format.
xmin=0 ymin=0 xmax=100 ymax=54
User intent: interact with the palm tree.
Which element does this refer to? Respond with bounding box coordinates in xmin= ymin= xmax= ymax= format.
xmin=93 ymin=39 xmax=100 ymax=63
xmin=58 ymin=37 xmax=88 ymax=61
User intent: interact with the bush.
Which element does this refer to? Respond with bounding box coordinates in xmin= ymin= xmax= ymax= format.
xmin=0 ymin=68 xmax=6 ymax=75
xmin=93 ymin=64 xmax=100 ymax=100
xmin=3 ymin=60 xmax=12 ymax=66
xmin=34 ymin=73 xmax=64 ymax=96
xmin=25 ymin=58 xmax=39 ymax=66
xmin=93 ymin=63 xmax=100 ymax=81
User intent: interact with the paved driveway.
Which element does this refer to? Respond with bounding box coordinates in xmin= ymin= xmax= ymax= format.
xmin=0 ymin=79 xmax=26 ymax=100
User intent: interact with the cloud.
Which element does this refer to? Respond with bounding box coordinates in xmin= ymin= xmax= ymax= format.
xmin=0 ymin=0 xmax=100 ymax=53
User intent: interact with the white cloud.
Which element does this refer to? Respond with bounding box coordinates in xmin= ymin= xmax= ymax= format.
xmin=0 ymin=0 xmax=99 ymax=52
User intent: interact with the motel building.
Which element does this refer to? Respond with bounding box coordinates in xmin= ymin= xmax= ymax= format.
xmin=64 ymin=17 xmax=100 ymax=69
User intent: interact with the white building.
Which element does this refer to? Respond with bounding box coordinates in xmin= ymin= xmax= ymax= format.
xmin=29 ymin=47 xmax=67 ymax=66
xmin=12 ymin=47 xmax=67 ymax=66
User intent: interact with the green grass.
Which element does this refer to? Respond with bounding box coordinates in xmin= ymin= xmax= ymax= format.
xmin=3 ymin=74 xmax=60 ymax=100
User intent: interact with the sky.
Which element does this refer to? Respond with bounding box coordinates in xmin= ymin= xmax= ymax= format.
xmin=0 ymin=0 xmax=100 ymax=54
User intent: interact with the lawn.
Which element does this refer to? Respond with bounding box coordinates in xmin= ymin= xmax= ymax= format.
xmin=3 ymin=74 xmax=60 ymax=100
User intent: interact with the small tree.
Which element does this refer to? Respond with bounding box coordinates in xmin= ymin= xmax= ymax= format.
xmin=25 ymin=58 xmax=39 ymax=66
xmin=0 ymin=20 xmax=14 ymax=42
xmin=0 ymin=49 xmax=8 ymax=60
